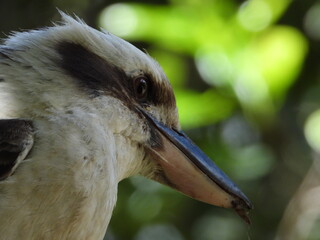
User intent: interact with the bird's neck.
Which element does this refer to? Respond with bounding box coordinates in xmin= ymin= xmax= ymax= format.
xmin=0 ymin=117 xmax=123 ymax=239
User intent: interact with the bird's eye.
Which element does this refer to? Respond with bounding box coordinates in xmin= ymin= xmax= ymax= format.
xmin=134 ymin=77 xmax=149 ymax=101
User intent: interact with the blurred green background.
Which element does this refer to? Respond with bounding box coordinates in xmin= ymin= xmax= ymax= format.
xmin=2 ymin=0 xmax=320 ymax=239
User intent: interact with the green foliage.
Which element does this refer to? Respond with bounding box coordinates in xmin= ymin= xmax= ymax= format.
xmin=98 ymin=1 xmax=312 ymax=239
xmin=100 ymin=0 xmax=307 ymax=127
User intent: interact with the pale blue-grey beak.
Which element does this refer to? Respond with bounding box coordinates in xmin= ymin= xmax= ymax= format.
xmin=141 ymin=109 xmax=252 ymax=224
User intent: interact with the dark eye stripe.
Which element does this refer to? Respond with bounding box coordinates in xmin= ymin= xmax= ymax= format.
xmin=56 ymin=41 xmax=129 ymax=98
xmin=55 ymin=41 xmax=176 ymax=108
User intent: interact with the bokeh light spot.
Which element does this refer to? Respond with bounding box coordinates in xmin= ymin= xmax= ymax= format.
xmin=192 ymin=214 xmax=245 ymax=240
xmin=195 ymin=49 xmax=233 ymax=86
xmin=304 ymin=3 xmax=320 ymax=40
xmin=238 ymin=0 xmax=272 ymax=32
xmin=305 ymin=109 xmax=320 ymax=153
xmin=134 ymin=224 xmax=184 ymax=240
xmin=128 ymin=191 xmax=162 ymax=222
xmin=130 ymin=175 xmax=162 ymax=193
xmin=99 ymin=4 xmax=137 ymax=37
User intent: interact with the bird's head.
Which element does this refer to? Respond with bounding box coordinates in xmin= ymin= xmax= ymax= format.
xmin=0 ymin=13 xmax=252 ymax=223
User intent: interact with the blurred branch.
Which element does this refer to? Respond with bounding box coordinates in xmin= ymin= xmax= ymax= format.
xmin=276 ymin=154 xmax=320 ymax=240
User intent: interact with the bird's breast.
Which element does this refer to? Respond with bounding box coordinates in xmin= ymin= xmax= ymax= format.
xmin=0 ymin=117 xmax=119 ymax=239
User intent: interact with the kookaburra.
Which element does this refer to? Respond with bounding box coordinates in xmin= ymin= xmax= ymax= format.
xmin=0 ymin=13 xmax=252 ymax=239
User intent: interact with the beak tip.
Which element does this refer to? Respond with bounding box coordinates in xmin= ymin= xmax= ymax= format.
xmin=236 ymin=209 xmax=252 ymax=225
xmin=232 ymin=198 xmax=253 ymax=225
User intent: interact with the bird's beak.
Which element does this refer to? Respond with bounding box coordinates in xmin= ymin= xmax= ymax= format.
xmin=139 ymin=109 xmax=252 ymax=224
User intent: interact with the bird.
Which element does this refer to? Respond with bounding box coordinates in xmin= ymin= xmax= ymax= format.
xmin=0 ymin=13 xmax=252 ymax=239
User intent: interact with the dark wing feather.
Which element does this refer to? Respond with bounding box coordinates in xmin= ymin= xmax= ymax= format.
xmin=0 ymin=119 xmax=34 ymax=180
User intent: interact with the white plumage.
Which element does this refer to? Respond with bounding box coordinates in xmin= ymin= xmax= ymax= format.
xmin=0 ymin=13 xmax=251 ymax=239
